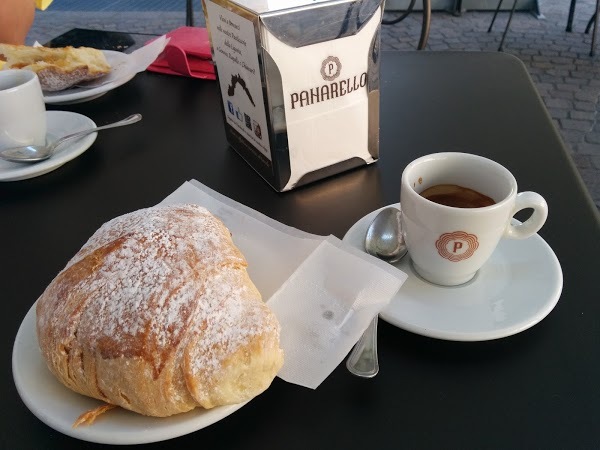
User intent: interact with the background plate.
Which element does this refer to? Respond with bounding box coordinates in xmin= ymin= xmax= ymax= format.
xmin=43 ymin=50 xmax=135 ymax=105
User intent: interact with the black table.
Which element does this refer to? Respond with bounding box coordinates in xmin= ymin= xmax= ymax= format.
xmin=2 ymin=52 xmax=599 ymax=449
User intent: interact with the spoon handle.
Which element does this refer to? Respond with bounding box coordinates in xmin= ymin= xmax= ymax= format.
xmin=346 ymin=315 xmax=379 ymax=378
xmin=49 ymin=114 xmax=143 ymax=153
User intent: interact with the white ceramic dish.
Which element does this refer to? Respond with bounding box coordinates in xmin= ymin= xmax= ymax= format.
xmin=343 ymin=203 xmax=563 ymax=341
xmin=0 ymin=111 xmax=96 ymax=181
xmin=12 ymin=302 xmax=247 ymax=445
xmin=43 ymin=51 xmax=134 ymax=105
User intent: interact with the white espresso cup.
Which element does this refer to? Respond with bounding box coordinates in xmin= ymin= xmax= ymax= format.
xmin=0 ymin=70 xmax=46 ymax=152
xmin=400 ymin=152 xmax=548 ymax=286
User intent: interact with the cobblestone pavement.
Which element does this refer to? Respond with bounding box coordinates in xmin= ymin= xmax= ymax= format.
xmin=26 ymin=0 xmax=600 ymax=207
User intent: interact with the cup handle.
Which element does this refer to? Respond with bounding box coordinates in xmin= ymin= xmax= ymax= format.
xmin=504 ymin=192 xmax=548 ymax=239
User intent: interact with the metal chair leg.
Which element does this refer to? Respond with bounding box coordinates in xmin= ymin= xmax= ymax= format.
xmin=453 ymin=0 xmax=463 ymax=17
xmin=418 ymin=0 xmax=431 ymax=50
xmin=381 ymin=0 xmax=416 ymax=25
xmin=591 ymin=0 xmax=600 ymax=56
xmin=381 ymin=0 xmax=430 ymax=50
xmin=488 ymin=0 xmax=504 ymax=32
xmin=186 ymin=0 xmax=194 ymax=27
xmin=566 ymin=0 xmax=577 ymax=32
xmin=585 ymin=13 xmax=595 ymax=33
xmin=566 ymin=0 xmax=599 ymax=56
xmin=497 ymin=0 xmax=518 ymax=51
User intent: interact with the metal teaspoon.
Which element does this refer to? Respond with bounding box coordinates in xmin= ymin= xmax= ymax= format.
xmin=346 ymin=207 xmax=408 ymax=378
xmin=0 ymin=114 xmax=142 ymax=163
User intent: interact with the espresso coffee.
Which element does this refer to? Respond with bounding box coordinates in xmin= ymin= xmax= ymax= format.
xmin=420 ymin=184 xmax=495 ymax=208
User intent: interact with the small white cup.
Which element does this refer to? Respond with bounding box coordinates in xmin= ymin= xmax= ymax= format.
xmin=0 ymin=70 xmax=46 ymax=152
xmin=400 ymin=152 xmax=548 ymax=286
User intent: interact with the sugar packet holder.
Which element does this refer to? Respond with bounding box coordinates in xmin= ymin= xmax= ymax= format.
xmin=161 ymin=180 xmax=408 ymax=389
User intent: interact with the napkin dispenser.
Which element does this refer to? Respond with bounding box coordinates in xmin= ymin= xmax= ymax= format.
xmin=202 ymin=0 xmax=383 ymax=192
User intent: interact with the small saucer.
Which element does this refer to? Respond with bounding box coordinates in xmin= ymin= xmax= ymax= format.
xmin=0 ymin=111 xmax=96 ymax=182
xmin=342 ymin=203 xmax=563 ymax=341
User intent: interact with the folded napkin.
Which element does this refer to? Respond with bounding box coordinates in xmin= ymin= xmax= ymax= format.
xmin=161 ymin=180 xmax=408 ymax=389
xmin=147 ymin=27 xmax=215 ymax=80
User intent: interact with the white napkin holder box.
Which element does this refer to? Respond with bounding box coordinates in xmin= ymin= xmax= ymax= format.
xmin=202 ymin=0 xmax=383 ymax=191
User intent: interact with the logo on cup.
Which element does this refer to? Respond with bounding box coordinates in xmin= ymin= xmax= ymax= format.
xmin=435 ymin=231 xmax=479 ymax=262
xmin=321 ymin=56 xmax=341 ymax=81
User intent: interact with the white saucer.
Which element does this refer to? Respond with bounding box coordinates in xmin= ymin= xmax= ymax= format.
xmin=13 ymin=302 xmax=247 ymax=444
xmin=0 ymin=111 xmax=96 ymax=182
xmin=343 ymin=203 xmax=563 ymax=341
xmin=43 ymin=51 xmax=135 ymax=105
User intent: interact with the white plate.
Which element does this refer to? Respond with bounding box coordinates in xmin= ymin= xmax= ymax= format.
xmin=13 ymin=302 xmax=247 ymax=445
xmin=0 ymin=111 xmax=96 ymax=182
xmin=342 ymin=203 xmax=563 ymax=341
xmin=43 ymin=51 xmax=134 ymax=105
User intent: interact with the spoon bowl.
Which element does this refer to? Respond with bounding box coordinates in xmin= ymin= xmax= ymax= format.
xmin=365 ymin=207 xmax=407 ymax=263
xmin=346 ymin=207 xmax=407 ymax=378
xmin=0 ymin=113 xmax=142 ymax=163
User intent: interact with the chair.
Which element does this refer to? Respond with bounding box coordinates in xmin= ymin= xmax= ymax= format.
xmin=565 ymin=0 xmax=600 ymax=56
xmin=490 ymin=0 xmax=600 ymax=56
xmin=381 ymin=0 xmax=432 ymax=50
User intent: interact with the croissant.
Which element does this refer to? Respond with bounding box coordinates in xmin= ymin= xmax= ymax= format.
xmin=36 ymin=204 xmax=283 ymax=417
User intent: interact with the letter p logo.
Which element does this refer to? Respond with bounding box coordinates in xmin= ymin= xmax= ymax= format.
xmin=435 ymin=231 xmax=479 ymax=262
xmin=452 ymin=241 xmax=463 ymax=253
xmin=320 ymin=56 xmax=341 ymax=81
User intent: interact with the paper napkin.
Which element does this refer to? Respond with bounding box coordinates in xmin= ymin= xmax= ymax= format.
xmin=147 ymin=27 xmax=216 ymax=80
xmin=161 ymin=180 xmax=407 ymax=389
xmin=128 ymin=35 xmax=170 ymax=74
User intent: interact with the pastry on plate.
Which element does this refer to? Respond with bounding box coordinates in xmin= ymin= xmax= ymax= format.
xmin=0 ymin=44 xmax=111 ymax=91
xmin=36 ymin=204 xmax=284 ymax=419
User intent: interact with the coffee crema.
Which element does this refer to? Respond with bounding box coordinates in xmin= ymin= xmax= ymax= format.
xmin=420 ymin=184 xmax=495 ymax=208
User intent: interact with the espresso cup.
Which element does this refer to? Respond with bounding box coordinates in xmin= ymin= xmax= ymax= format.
xmin=0 ymin=70 xmax=46 ymax=152
xmin=400 ymin=152 xmax=548 ymax=286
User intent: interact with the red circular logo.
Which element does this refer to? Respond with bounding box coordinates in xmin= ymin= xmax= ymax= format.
xmin=435 ymin=231 xmax=479 ymax=262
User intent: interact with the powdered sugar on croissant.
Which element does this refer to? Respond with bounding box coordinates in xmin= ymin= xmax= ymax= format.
xmin=36 ymin=204 xmax=283 ymax=417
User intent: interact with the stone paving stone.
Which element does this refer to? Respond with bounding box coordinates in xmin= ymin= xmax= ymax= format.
xmin=562 ymin=129 xmax=588 ymax=143
xmin=570 ymin=110 xmax=597 ymax=120
xmin=561 ymin=119 xmax=594 ymax=132
xmin=545 ymin=98 xmax=575 ymax=108
xmin=26 ymin=0 xmax=600 ymax=208
xmin=575 ymin=101 xmax=597 ymax=111
xmin=585 ymin=131 xmax=600 ymax=143
xmin=576 ymin=142 xmax=600 ymax=154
